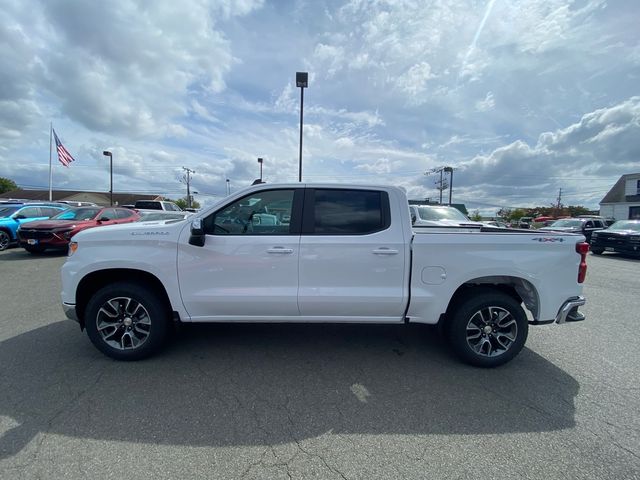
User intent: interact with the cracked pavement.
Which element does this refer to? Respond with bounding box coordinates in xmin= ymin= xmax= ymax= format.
xmin=0 ymin=248 xmax=639 ymax=479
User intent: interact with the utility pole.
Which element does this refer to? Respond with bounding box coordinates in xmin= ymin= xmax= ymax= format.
xmin=444 ymin=167 xmax=454 ymax=205
xmin=182 ymin=167 xmax=195 ymax=208
xmin=425 ymin=166 xmax=451 ymax=204
xmin=556 ymin=188 xmax=562 ymax=210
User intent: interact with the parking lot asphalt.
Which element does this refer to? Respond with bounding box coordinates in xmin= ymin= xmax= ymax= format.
xmin=0 ymin=248 xmax=639 ymax=479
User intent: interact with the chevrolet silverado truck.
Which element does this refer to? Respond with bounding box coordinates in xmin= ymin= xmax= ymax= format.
xmin=61 ymin=183 xmax=588 ymax=367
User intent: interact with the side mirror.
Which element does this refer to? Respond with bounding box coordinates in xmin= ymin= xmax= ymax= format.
xmin=189 ymin=218 xmax=205 ymax=247
xmin=411 ymin=214 xmax=417 ymax=225
xmin=97 ymin=217 xmax=110 ymax=222
xmin=13 ymin=214 xmax=26 ymax=220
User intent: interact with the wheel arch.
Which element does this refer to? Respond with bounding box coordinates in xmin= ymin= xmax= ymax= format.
xmin=444 ymin=276 xmax=539 ymax=321
xmin=75 ymin=268 xmax=174 ymax=328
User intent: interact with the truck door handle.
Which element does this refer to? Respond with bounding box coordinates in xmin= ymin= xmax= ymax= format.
xmin=372 ymin=248 xmax=399 ymax=255
xmin=267 ymin=247 xmax=294 ymax=254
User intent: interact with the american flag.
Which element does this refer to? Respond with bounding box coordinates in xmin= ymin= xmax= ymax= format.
xmin=53 ymin=129 xmax=75 ymax=167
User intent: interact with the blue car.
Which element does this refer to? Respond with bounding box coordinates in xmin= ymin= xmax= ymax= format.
xmin=0 ymin=204 xmax=67 ymax=251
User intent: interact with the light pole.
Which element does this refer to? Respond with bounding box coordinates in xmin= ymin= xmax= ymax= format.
xmin=258 ymin=157 xmax=263 ymax=182
xmin=444 ymin=167 xmax=454 ymax=205
xmin=226 ymin=178 xmax=230 ymax=196
xmin=103 ymin=151 xmax=113 ymax=206
xmin=296 ymin=72 xmax=308 ymax=182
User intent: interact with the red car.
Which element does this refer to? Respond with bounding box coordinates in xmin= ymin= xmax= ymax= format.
xmin=17 ymin=206 xmax=140 ymax=253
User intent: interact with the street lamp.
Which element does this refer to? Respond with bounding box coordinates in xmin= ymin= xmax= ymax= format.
xmin=258 ymin=157 xmax=263 ymax=182
xmin=103 ymin=150 xmax=113 ymax=206
xmin=296 ymin=72 xmax=308 ymax=182
xmin=226 ymin=178 xmax=230 ymax=196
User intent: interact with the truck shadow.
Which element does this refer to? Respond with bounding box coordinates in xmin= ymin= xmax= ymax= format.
xmin=0 ymin=321 xmax=578 ymax=459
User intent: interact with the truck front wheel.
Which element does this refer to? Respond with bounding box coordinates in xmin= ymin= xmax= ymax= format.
xmin=446 ymin=289 xmax=528 ymax=368
xmin=85 ymin=282 xmax=171 ymax=360
xmin=0 ymin=230 xmax=10 ymax=251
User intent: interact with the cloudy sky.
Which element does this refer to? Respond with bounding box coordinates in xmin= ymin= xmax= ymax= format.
xmin=1 ymin=0 xmax=638 ymax=213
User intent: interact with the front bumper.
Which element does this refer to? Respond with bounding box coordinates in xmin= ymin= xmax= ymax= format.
xmin=62 ymin=302 xmax=79 ymax=323
xmin=555 ymin=296 xmax=586 ymax=324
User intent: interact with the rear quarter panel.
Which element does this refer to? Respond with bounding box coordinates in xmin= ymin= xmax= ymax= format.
xmin=407 ymin=230 xmax=585 ymax=323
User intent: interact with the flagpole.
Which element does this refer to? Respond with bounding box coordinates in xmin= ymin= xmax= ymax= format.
xmin=48 ymin=122 xmax=53 ymax=201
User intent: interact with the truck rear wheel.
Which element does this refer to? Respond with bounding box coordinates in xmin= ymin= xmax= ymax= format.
xmin=85 ymin=282 xmax=171 ymax=360
xmin=446 ymin=289 xmax=528 ymax=367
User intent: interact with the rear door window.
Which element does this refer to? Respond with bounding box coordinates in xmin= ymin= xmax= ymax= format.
xmin=18 ymin=207 xmax=41 ymax=218
xmin=303 ymin=189 xmax=390 ymax=235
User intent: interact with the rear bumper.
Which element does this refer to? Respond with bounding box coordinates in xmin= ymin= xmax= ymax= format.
xmin=555 ymin=296 xmax=586 ymax=324
xmin=62 ymin=302 xmax=79 ymax=323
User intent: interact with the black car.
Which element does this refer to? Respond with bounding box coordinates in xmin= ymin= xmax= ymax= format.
xmin=589 ymin=220 xmax=640 ymax=256
xmin=538 ymin=218 xmax=607 ymax=242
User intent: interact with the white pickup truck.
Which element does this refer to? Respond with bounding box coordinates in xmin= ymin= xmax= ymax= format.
xmin=61 ymin=183 xmax=588 ymax=367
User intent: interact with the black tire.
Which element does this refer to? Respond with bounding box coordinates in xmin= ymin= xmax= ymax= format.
xmin=590 ymin=248 xmax=604 ymax=255
xmin=446 ymin=288 xmax=528 ymax=368
xmin=85 ymin=282 xmax=172 ymax=360
xmin=0 ymin=230 xmax=10 ymax=251
xmin=24 ymin=245 xmax=46 ymax=254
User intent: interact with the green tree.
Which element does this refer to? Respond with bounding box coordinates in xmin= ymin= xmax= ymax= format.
xmin=567 ymin=205 xmax=593 ymax=217
xmin=0 ymin=177 xmax=18 ymax=195
xmin=496 ymin=208 xmax=512 ymax=221
xmin=470 ymin=209 xmax=483 ymax=221
xmin=172 ymin=196 xmax=201 ymax=210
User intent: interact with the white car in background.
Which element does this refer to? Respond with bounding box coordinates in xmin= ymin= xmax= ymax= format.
xmin=136 ymin=210 xmax=192 ymax=222
xmin=409 ymin=204 xmax=483 ymax=227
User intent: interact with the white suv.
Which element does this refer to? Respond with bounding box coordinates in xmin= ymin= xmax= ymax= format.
xmin=134 ymin=200 xmax=182 ymax=211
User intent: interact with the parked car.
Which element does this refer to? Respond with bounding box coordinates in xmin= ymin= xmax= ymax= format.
xmin=58 ymin=200 xmax=99 ymax=207
xmin=133 ymin=200 xmax=183 ymax=211
xmin=518 ymin=217 xmax=534 ymax=229
xmin=136 ymin=210 xmax=192 ymax=222
xmin=409 ymin=204 xmax=483 ymax=227
xmin=577 ymin=215 xmax=616 ymax=227
xmin=62 ymin=183 xmax=588 ymax=367
xmin=17 ymin=206 xmax=140 ymax=253
xmin=589 ymin=220 xmax=640 ymax=256
xmin=538 ymin=218 xmax=607 ymax=242
xmin=482 ymin=220 xmax=509 ymax=228
xmin=0 ymin=204 xmax=67 ymax=251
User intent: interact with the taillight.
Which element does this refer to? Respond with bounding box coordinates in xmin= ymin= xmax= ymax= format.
xmin=576 ymin=242 xmax=588 ymax=283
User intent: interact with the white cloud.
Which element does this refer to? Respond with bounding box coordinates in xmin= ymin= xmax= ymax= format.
xmin=395 ymin=62 xmax=436 ymax=98
xmin=475 ymin=92 xmax=495 ymax=112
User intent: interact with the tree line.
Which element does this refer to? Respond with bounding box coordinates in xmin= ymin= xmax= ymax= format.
xmin=495 ymin=205 xmax=596 ymax=222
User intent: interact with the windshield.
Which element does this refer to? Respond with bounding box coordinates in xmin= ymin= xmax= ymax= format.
xmin=0 ymin=206 xmax=21 ymax=218
xmin=608 ymin=221 xmax=640 ymax=232
xmin=416 ymin=206 xmax=469 ymax=221
xmin=52 ymin=207 xmax=101 ymax=220
xmin=549 ymin=219 xmax=583 ymax=228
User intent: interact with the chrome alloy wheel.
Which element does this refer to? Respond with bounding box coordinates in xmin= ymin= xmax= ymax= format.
xmin=95 ymin=296 xmax=152 ymax=350
xmin=465 ymin=306 xmax=517 ymax=357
